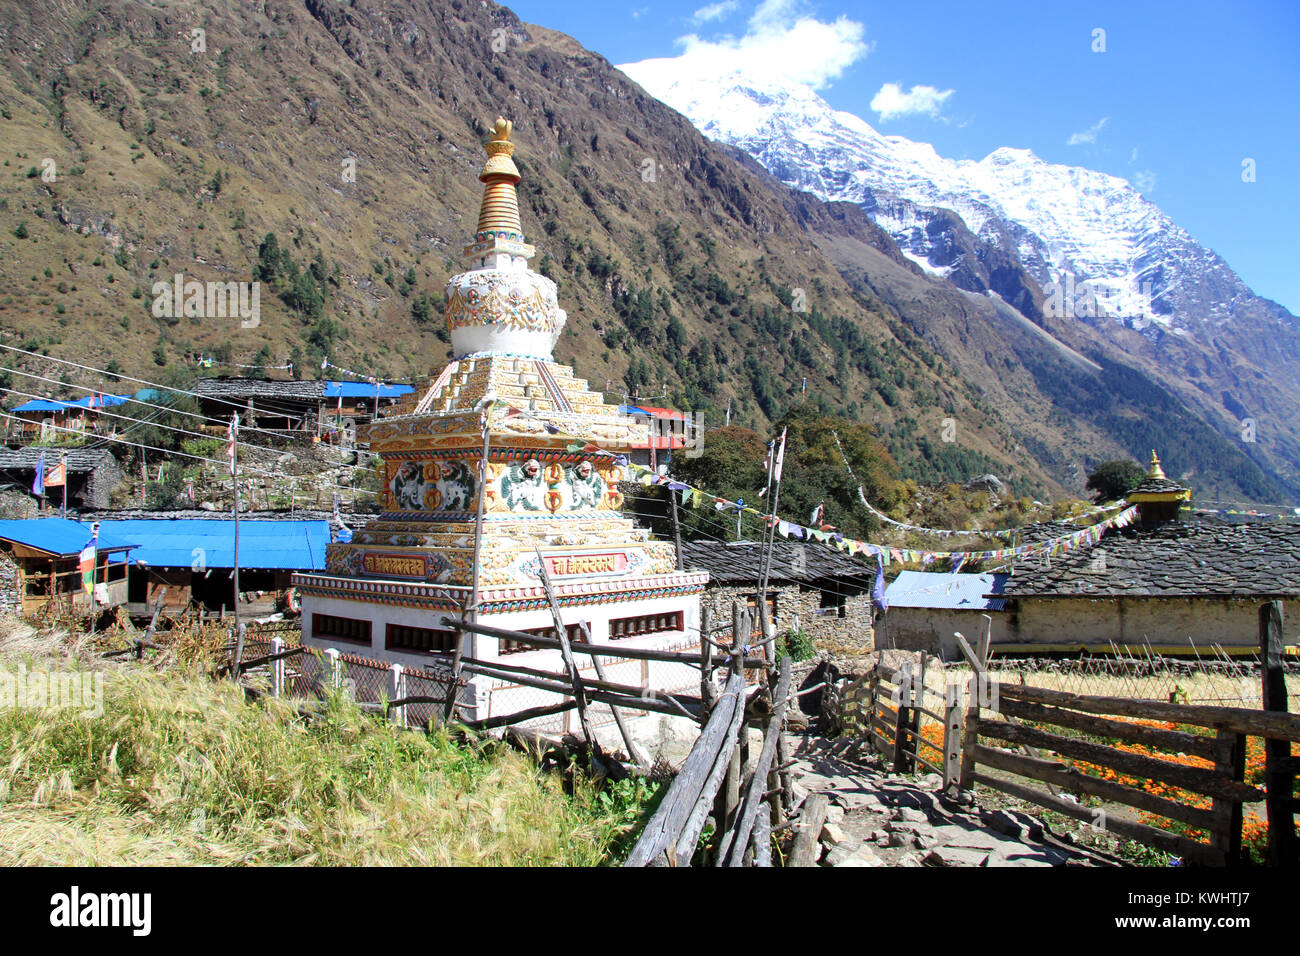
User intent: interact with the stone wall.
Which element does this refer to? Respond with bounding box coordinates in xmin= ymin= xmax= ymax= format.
xmin=0 ymin=550 xmax=21 ymax=617
xmin=881 ymin=608 xmax=1012 ymax=660
xmin=1007 ymin=595 xmax=1300 ymax=650
xmin=699 ymin=583 xmax=874 ymax=652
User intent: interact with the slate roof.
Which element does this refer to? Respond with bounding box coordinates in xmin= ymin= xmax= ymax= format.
xmin=885 ymin=570 xmax=1009 ymax=610
xmin=1001 ymin=516 xmax=1300 ymax=598
xmin=0 ymin=447 xmax=119 ymax=472
xmin=679 ymin=540 xmax=874 ymax=585
xmin=194 ymin=378 xmax=327 ymax=401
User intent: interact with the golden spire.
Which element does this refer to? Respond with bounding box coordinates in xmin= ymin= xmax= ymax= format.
xmin=475 ymin=116 xmax=523 ymax=238
xmin=1147 ymin=449 xmax=1166 ymax=480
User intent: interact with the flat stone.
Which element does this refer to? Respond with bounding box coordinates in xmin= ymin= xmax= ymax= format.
xmin=825 ymin=805 xmax=845 ymax=825
xmin=823 ymin=845 xmax=854 ymax=866
xmin=984 ymin=809 xmax=1043 ymax=841
xmin=917 ymin=773 xmax=944 ymax=790
xmin=929 ymin=825 xmax=1008 ymax=851
xmin=925 ymin=846 xmax=990 ymax=867
xmin=884 ymin=820 xmax=933 ymax=835
xmin=892 ymin=807 xmax=930 ymax=824
xmin=897 ymin=854 xmax=924 ymax=867
xmin=888 ymin=830 xmax=920 ymax=848
xmin=821 ymin=822 xmax=849 ymax=846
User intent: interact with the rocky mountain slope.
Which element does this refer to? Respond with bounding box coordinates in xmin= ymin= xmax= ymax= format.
xmin=0 ymin=0 xmax=1286 ymax=504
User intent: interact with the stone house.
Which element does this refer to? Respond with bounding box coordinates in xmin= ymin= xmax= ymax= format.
xmin=679 ymin=539 xmax=876 ymax=650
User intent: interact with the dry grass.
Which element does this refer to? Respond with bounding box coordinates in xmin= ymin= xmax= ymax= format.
xmin=0 ymin=622 xmax=634 ymax=866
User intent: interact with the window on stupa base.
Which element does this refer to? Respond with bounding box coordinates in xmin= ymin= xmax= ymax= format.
xmin=386 ymin=622 xmax=456 ymax=655
xmin=610 ymin=611 xmax=684 ymax=640
xmin=501 ymin=622 xmax=588 ymax=655
xmin=313 ymin=613 xmax=372 ymax=646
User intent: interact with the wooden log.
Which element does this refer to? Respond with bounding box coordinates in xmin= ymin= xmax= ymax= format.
xmin=442 ymin=615 xmax=765 ymax=667
xmin=625 ymin=668 xmax=747 ymax=867
xmin=971 ymin=772 xmax=1224 ymax=867
xmin=675 ymin=670 xmax=749 ymax=867
xmin=701 ymin=603 xmax=715 ymax=714
xmin=462 ymin=659 xmax=701 ymax=719
xmin=994 ymin=696 xmax=1218 ymax=761
xmin=973 ymin=743 xmax=1220 ymax=832
xmin=580 ymin=621 xmax=650 ymax=770
xmin=995 ymin=681 xmax=1300 ymax=743
xmin=464 ymin=700 xmax=578 ymax=731
xmin=1260 ymin=600 xmax=1297 ymax=867
xmin=752 ymin=799 xmax=773 ymax=867
xmin=443 ymin=627 xmax=465 ymax=724
xmin=787 ymin=792 xmax=830 ymax=867
xmin=535 ymin=552 xmax=605 ymax=773
xmin=723 ymin=656 xmax=793 ymax=866
xmin=461 ymin=661 xmax=701 ymax=721
xmin=972 ymin=717 xmax=1262 ymax=803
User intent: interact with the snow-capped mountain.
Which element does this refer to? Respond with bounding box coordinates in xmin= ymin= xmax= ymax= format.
xmin=618 ymin=67 xmax=1293 ymax=339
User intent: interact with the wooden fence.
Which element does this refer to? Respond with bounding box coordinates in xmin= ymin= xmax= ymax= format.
xmin=951 ymin=601 xmax=1299 ymax=867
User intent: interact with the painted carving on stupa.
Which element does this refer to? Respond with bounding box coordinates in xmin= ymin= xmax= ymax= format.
xmin=387 ymin=460 xmax=478 ymax=512
xmin=565 ymin=460 xmax=605 ymax=509
xmin=500 ymin=458 xmax=546 ymax=511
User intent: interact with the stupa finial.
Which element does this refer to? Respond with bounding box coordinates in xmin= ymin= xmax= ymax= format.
xmin=1148 ymin=449 xmax=1166 ymax=480
xmin=475 ymin=115 xmax=523 ymax=239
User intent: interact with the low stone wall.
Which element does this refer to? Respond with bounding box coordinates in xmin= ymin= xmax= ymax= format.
xmin=699 ymin=583 xmax=874 ymax=652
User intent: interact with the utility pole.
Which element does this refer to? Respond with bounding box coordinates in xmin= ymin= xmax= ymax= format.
xmin=229 ymin=413 xmax=244 ymax=677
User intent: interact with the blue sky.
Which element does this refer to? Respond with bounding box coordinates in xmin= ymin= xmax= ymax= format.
xmin=503 ymin=0 xmax=1300 ymax=314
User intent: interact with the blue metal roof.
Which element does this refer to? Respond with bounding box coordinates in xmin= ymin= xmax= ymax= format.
xmin=883 ymin=570 xmax=1009 ymax=610
xmin=9 ymin=393 xmax=132 ymax=413
xmin=322 ymin=381 xmax=413 ymax=399
xmin=94 ymin=519 xmax=329 ymax=570
xmin=0 ymin=518 xmax=139 ymax=557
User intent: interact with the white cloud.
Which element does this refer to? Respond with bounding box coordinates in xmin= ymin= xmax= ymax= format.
xmin=1129 ymin=146 xmax=1140 ymax=165
xmin=631 ymin=6 xmax=650 ymax=19
xmin=620 ymin=0 xmax=870 ymax=91
xmin=869 ymin=82 xmax=955 ymax=122
xmin=1133 ymin=169 xmax=1157 ymax=193
xmin=690 ymin=0 xmax=738 ymax=25
xmin=1067 ymin=117 xmax=1109 ymax=146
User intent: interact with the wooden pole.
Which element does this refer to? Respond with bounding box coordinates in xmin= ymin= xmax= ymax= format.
xmin=535 ymin=551 xmax=609 ymax=775
xmin=668 ymin=484 xmax=683 ymax=570
xmin=230 ymin=412 xmax=244 ymax=680
xmin=1260 ymin=601 xmax=1296 ymax=867
xmin=722 ymin=655 xmax=792 ymax=866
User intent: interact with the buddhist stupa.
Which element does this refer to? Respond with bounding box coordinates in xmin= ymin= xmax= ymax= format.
xmin=296 ymin=118 xmax=707 ymax=722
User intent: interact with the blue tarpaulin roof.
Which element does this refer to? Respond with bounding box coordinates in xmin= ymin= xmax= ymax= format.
xmin=0 ymin=518 xmax=138 ymax=557
xmin=94 ymin=519 xmax=329 ymax=570
xmin=9 ymin=393 xmax=132 ymax=413
xmin=883 ymin=570 xmax=1009 ymax=610
xmin=323 ymin=381 xmax=413 ymax=399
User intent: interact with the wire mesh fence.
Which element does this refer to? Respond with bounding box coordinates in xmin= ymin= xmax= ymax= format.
xmin=975 ymin=646 xmax=1300 ymax=711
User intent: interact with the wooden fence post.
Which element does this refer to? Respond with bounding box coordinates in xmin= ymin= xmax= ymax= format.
xmin=892 ymin=661 xmax=913 ymax=773
xmin=943 ymin=685 xmax=962 ymax=793
xmin=443 ymin=627 xmax=464 ymax=724
xmin=1209 ymin=729 xmax=1246 ymax=866
xmin=958 ymin=673 xmax=981 ymax=793
xmin=866 ymin=665 xmax=880 ymax=759
xmin=1260 ymin=600 xmax=1297 ymax=867
xmin=270 ymin=636 xmax=285 ymax=697
xmin=390 ymin=663 xmax=406 ymax=729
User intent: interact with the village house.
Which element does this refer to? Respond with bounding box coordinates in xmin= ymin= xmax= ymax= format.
xmin=0 ymin=518 xmax=137 ymax=616
xmin=618 ymin=403 xmax=697 ymax=469
xmin=993 ymin=453 xmax=1299 ymax=656
xmin=679 ymin=540 xmax=876 ymax=651
xmin=0 ymin=447 xmax=124 ymax=510
xmin=193 ymin=378 xmax=413 ymax=441
xmin=3 ymin=392 xmax=133 ymax=444
xmin=82 ymin=511 xmax=332 ymax=618
xmin=879 ymin=569 xmax=1010 ymax=658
